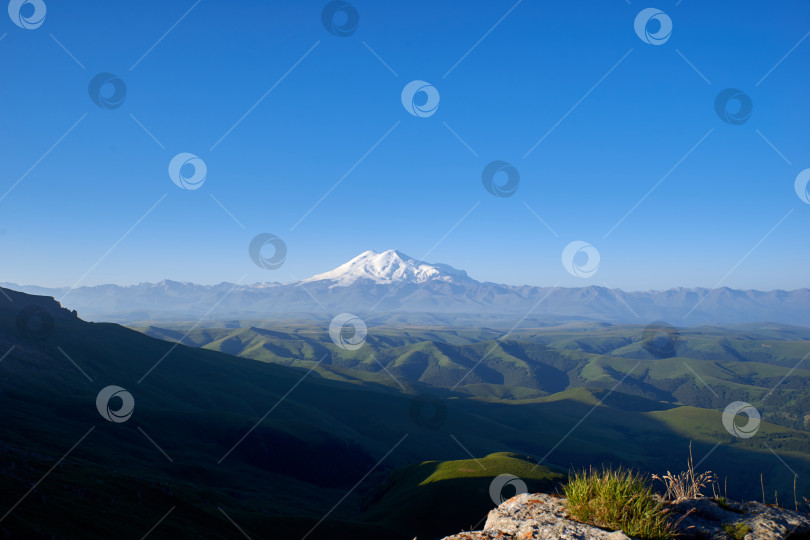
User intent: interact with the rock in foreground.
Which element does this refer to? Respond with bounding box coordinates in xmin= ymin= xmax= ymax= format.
xmin=441 ymin=493 xmax=630 ymax=540
xmin=440 ymin=492 xmax=810 ymax=539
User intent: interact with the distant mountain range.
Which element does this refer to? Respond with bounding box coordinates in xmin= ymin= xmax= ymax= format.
xmin=4 ymin=249 xmax=810 ymax=325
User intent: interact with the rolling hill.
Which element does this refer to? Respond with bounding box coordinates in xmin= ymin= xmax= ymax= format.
xmin=139 ymin=321 xmax=810 ymax=432
xmin=3 ymin=286 xmax=810 ymax=538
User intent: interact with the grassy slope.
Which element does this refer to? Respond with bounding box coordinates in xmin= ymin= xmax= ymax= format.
xmin=363 ymin=452 xmax=565 ymax=539
xmin=4 ymin=293 xmax=810 ymax=538
xmin=138 ymin=321 xmax=810 ymax=429
xmin=134 ymin=323 xmax=810 ymax=499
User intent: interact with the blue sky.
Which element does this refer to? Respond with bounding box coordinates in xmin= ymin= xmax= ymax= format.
xmin=1 ymin=0 xmax=808 ymax=290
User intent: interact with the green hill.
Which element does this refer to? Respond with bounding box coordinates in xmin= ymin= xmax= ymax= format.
xmin=362 ymin=452 xmax=565 ymax=539
xmin=138 ymin=321 xmax=810 ymax=431
xmin=4 ymin=289 xmax=810 ymax=538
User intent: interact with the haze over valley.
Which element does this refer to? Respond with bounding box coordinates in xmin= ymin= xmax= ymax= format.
xmin=7 ymin=250 xmax=810 ymax=326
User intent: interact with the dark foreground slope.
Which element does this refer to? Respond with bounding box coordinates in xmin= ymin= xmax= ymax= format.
xmin=2 ymin=288 xmax=810 ymax=539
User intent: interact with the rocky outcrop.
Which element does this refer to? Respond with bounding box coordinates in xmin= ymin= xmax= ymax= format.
xmin=669 ymin=497 xmax=810 ymax=539
xmin=441 ymin=494 xmax=631 ymax=540
xmin=441 ymin=493 xmax=810 ymax=540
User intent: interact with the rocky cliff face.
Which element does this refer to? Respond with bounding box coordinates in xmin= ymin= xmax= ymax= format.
xmin=440 ymin=493 xmax=810 ymax=540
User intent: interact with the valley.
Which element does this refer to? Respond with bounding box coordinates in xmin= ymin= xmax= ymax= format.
xmin=138 ymin=320 xmax=810 ymax=432
xmin=3 ymin=286 xmax=810 ymax=538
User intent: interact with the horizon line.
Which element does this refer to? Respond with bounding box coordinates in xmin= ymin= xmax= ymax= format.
xmin=2 ymin=279 xmax=808 ymax=296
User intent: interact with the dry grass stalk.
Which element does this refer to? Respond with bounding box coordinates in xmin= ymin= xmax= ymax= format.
xmin=761 ymin=473 xmax=765 ymax=504
xmin=795 ymin=475 xmax=799 ymax=512
xmin=652 ymin=442 xmax=718 ymax=501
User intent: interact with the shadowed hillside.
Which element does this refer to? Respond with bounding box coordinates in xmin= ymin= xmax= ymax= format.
xmin=139 ymin=321 xmax=810 ymax=432
xmin=3 ymin=288 xmax=810 ymax=538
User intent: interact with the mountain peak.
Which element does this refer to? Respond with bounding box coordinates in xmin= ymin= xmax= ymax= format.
xmin=300 ymin=249 xmax=472 ymax=286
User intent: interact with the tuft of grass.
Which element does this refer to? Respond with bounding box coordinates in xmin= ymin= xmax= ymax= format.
xmin=652 ymin=442 xmax=717 ymax=501
xmin=721 ymin=522 xmax=751 ymax=539
xmin=563 ymin=466 xmax=674 ymax=540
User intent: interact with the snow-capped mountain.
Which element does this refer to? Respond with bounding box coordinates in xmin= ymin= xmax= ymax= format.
xmin=3 ymin=250 xmax=810 ymax=327
xmin=301 ymin=250 xmax=472 ymax=286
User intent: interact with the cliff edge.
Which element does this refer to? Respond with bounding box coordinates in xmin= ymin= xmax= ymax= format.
xmin=441 ymin=493 xmax=810 ymax=540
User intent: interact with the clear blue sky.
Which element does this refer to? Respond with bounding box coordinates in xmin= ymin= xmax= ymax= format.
xmin=1 ymin=0 xmax=808 ymax=290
